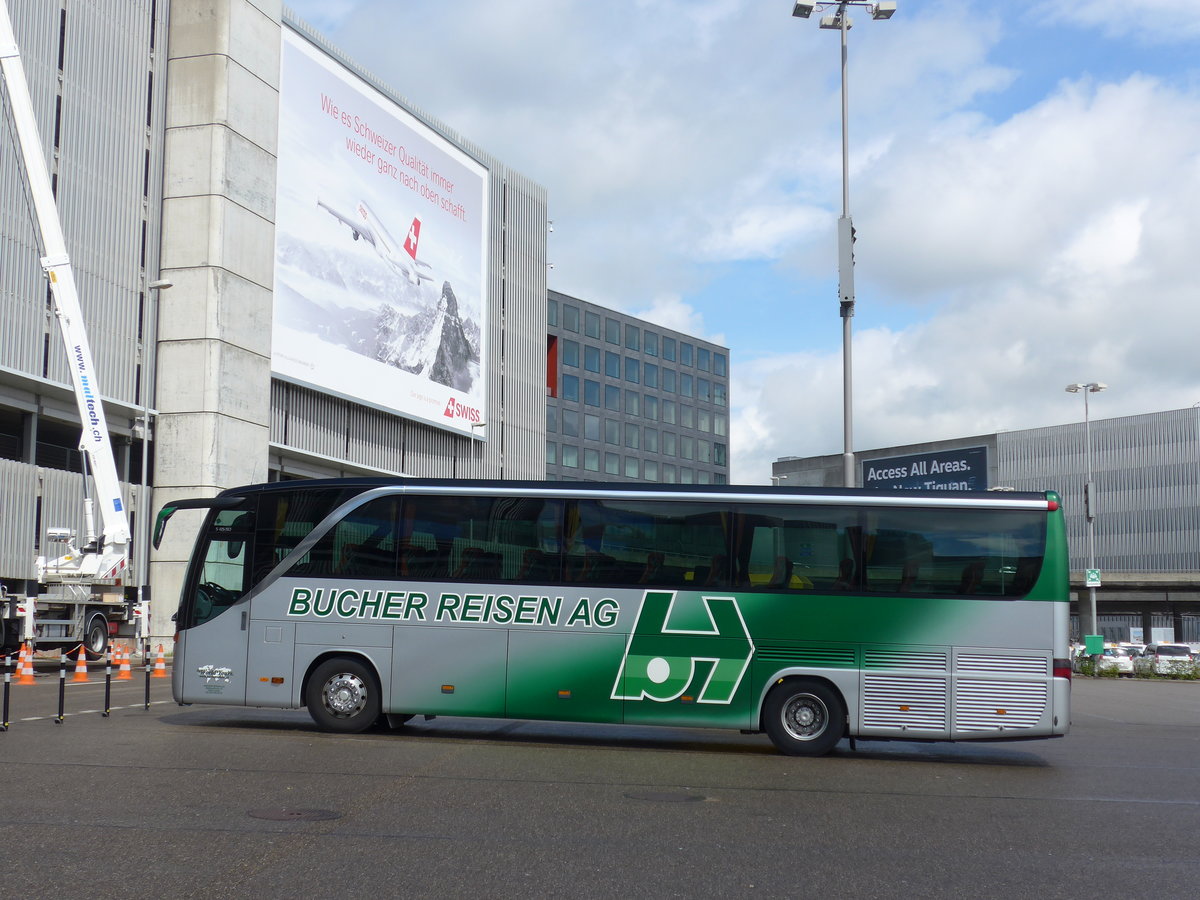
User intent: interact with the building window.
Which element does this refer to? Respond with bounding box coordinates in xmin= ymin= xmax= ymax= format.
xmin=546 ymin=441 xmax=557 ymax=464
xmin=662 ymin=336 xmax=676 ymax=361
xmin=662 ymin=369 xmax=676 ymax=393
xmin=698 ymin=409 xmax=711 ymax=433
xmin=662 ymin=431 xmax=676 ymax=456
xmin=624 ymin=423 xmax=639 ymax=449
xmin=562 ymin=445 xmax=579 ymax=468
xmin=714 ymin=384 xmax=727 ymax=407
xmin=714 ymin=353 xmax=727 ymax=376
xmin=624 ymin=357 xmax=640 ymax=384
xmin=681 ymin=405 xmax=694 ymax=429
xmin=714 ymin=443 xmax=727 ymax=466
xmin=605 ymin=318 xmax=620 ymax=344
xmin=584 ymin=448 xmax=600 ymax=472
xmin=546 ymin=406 xmax=557 ymax=433
xmin=585 ymin=413 xmax=600 ymax=441
xmin=625 ymin=324 xmax=640 ymax=351
xmin=643 ymin=363 xmax=658 ymax=389
xmin=624 ymin=456 xmax=640 ymax=478
xmin=680 ymin=435 xmax=695 ymax=460
xmin=585 ymin=311 xmax=601 ymax=338
xmin=662 ymin=400 xmax=676 ymax=425
xmin=680 ymin=373 xmax=693 ymax=398
xmin=624 ymin=391 xmax=640 ymax=416
xmin=644 ymin=460 xmax=659 ymax=482
xmin=605 ymin=418 xmax=620 ymax=444
xmin=714 ymin=473 xmax=727 ymax=484
xmin=561 ymin=408 xmax=579 ymax=437
xmin=644 ymin=428 xmax=659 ymax=453
xmin=605 ymin=452 xmax=620 ymax=475
xmin=562 ymin=339 xmax=580 ymax=368
xmin=584 ymin=345 xmax=600 ymax=373
xmin=584 ymin=379 xmax=600 ymax=407
xmin=561 ymin=374 xmax=579 ymax=402
xmin=562 ymin=305 xmax=580 ymax=333
xmin=698 ymin=378 xmax=711 ymax=402
xmin=698 ymin=439 xmax=711 ymax=463
xmin=714 ymin=414 xmax=727 ymax=436
xmin=644 ymin=331 xmax=658 ymax=357
xmin=697 ymin=470 xmax=711 ymax=484
xmin=697 ymin=347 xmax=710 ymax=372
xmin=679 ymin=467 xmax=693 ymax=484
xmin=604 ymin=385 xmax=621 ymax=411
xmin=680 ymin=342 xmax=693 ymax=366
xmin=548 ymin=298 xmax=558 ymax=327
xmin=644 ymin=395 xmax=658 ymax=421
xmin=663 ymin=464 xmax=677 ymax=483
xmin=605 ymin=351 xmax=620 ymax=378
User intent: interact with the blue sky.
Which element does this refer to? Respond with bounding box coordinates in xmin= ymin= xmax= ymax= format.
xmin=285 ymin=0 xmax=1200 ymax=482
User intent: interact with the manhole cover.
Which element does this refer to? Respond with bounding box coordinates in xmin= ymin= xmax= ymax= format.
xmin=624 ymin=791 xmax=705 ymax=803
xmin=247 ymin=808 xmax=342 ymax=821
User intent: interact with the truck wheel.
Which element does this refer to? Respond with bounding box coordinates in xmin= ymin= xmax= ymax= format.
xmin=763 ymin=678 xmax=846 ymax=757
xmin=83 ymin=615 xmax=109 ymax=661
xmin=306 ymin=657 xmax=380 ymax=734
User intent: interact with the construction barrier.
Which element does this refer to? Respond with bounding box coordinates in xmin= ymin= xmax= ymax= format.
xmin=0 ymin=642 xmax=171 ymax=728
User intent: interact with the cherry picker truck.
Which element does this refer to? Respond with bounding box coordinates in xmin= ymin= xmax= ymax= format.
xmin=0 ymin=2 xmax=147 ymax=660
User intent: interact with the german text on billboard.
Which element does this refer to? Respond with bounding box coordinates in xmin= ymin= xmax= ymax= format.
xmin=273 ymin=28 xmax=490 ymax=435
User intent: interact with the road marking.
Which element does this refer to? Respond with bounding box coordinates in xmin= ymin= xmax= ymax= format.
xmin=16 ymin=700 xmax=174 ymax=724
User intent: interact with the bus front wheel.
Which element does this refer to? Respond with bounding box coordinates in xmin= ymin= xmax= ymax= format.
xmin=763 ymin=679 xmax=846 ymax=757
xmin=306 ymin=658 xmax=380 ymax=734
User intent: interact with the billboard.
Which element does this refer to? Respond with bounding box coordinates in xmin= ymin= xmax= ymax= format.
xmin=273 ymin=28 xmax=490 ymax=435
xmin=861 ymin=447 xmax=988 ymax=491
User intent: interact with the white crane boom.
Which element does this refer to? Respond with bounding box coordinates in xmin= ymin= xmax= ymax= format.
xmin=0 ymin=3 xmax=131 ymax=571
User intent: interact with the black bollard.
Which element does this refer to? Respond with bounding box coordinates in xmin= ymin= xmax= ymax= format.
xmin=55 ymin=652 xmax=66 ymax=724
xmin=143 ymin=638 xmax=151 ymax=710
xmin=102 ymin=647 xmax=112 ymax=718
xmin=2 ymin=654 xmax=10 ymax=731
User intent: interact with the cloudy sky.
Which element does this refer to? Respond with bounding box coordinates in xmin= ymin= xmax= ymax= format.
xmin=285 ymin=0 xmax=1200 ymax=483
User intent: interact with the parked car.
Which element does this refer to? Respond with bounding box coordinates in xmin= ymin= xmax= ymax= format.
xmin=1133 ymin=643 xmax=1194 ymax=677
xmin=1096 ymin=645 xmax=1135 ymax=676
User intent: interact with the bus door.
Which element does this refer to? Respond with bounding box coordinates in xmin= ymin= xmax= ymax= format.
xmin=173 ymin=507 xmax=255 ymax=706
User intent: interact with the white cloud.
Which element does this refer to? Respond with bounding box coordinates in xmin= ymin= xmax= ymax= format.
xmin=734 ymin=74 xmax=1200 ymax=482
xmin=1032 ymin=0 xmax=1200 ymax=42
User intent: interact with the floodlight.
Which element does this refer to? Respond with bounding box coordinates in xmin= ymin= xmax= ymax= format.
xmin=819 ymin=14 xmax=851 ymax=29
xmin=872 ymin=2 xmax=897 ymax=20
xmin=791 ymin=1 xmax=816 ymax=17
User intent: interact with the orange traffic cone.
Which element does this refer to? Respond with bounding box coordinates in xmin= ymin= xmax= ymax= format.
xmin=16 ymin=642 xmax=35 ymax=685
xmin=151 ymin=644 xmax=169 ymax=678
xmin=115 ymin=644 xmax=132 ymax=681
xmin=72 ymin=645 xmax=90 ymax=682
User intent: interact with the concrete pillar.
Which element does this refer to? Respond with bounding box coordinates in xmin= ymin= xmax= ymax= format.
xmin=150 ymin=0 xmax=281 ymax=641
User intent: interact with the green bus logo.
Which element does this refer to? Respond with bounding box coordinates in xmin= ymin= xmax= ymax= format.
xmin=612 ymin=591 xmax=755 ymax=704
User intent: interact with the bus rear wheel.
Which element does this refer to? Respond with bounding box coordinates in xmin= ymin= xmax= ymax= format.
xmin=763 ymin=679 xmax=845 ymax=757
xmin=306 ymin=658 xmax=380 ymax=734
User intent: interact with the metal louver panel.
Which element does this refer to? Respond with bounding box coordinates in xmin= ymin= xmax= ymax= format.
xmin=954 ymin=681 xmax=1047 ymax=732
xmin=864 ymin=649 xmax=947 ymax=671
xmin=957 ymin=654 xmax=1048 ymax=676
xmin=862 ymin=675 xmax=947 ymax=732
xmin=755 ymin=646 xmax=856 ymax=668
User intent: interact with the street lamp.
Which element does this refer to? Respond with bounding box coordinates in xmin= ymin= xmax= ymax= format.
xmin=1065 ymin=382 xmax=1107 ymax=643
xmin=791 ymin=2 xmax=897 ymax=488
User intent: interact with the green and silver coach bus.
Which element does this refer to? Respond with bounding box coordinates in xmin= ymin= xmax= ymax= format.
xmin=156 ymin=478 xmax=1071 ymax=756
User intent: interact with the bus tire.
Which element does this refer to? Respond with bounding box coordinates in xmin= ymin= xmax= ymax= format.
xmin=763 ymin=679 xmax=845 ymax=757
xmin=83 ymin=614 xmax=109 ymax=661
xmin=306 ymin=657 xmax=380 ymax=734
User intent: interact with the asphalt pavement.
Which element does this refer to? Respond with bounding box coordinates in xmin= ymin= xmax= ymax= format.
xmin=0 ymin=668 xmax=1197 ymax=899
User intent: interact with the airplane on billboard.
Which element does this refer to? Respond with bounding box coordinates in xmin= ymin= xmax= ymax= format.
xmin=317 ymin=197 xmax=433 ymax=286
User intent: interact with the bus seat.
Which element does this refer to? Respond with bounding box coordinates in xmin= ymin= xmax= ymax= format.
xmin=832 ymin=558 xmax=855 ymax=590
xmin=639 ymin=551 xmax=665 ymax=584
xmin=958 ymin=560 xmax=985 ymax=594
xmin=898 ymin=560 xmax=920 ymax=592
xmin=768 ymin=556 xmax=794 ymax=589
